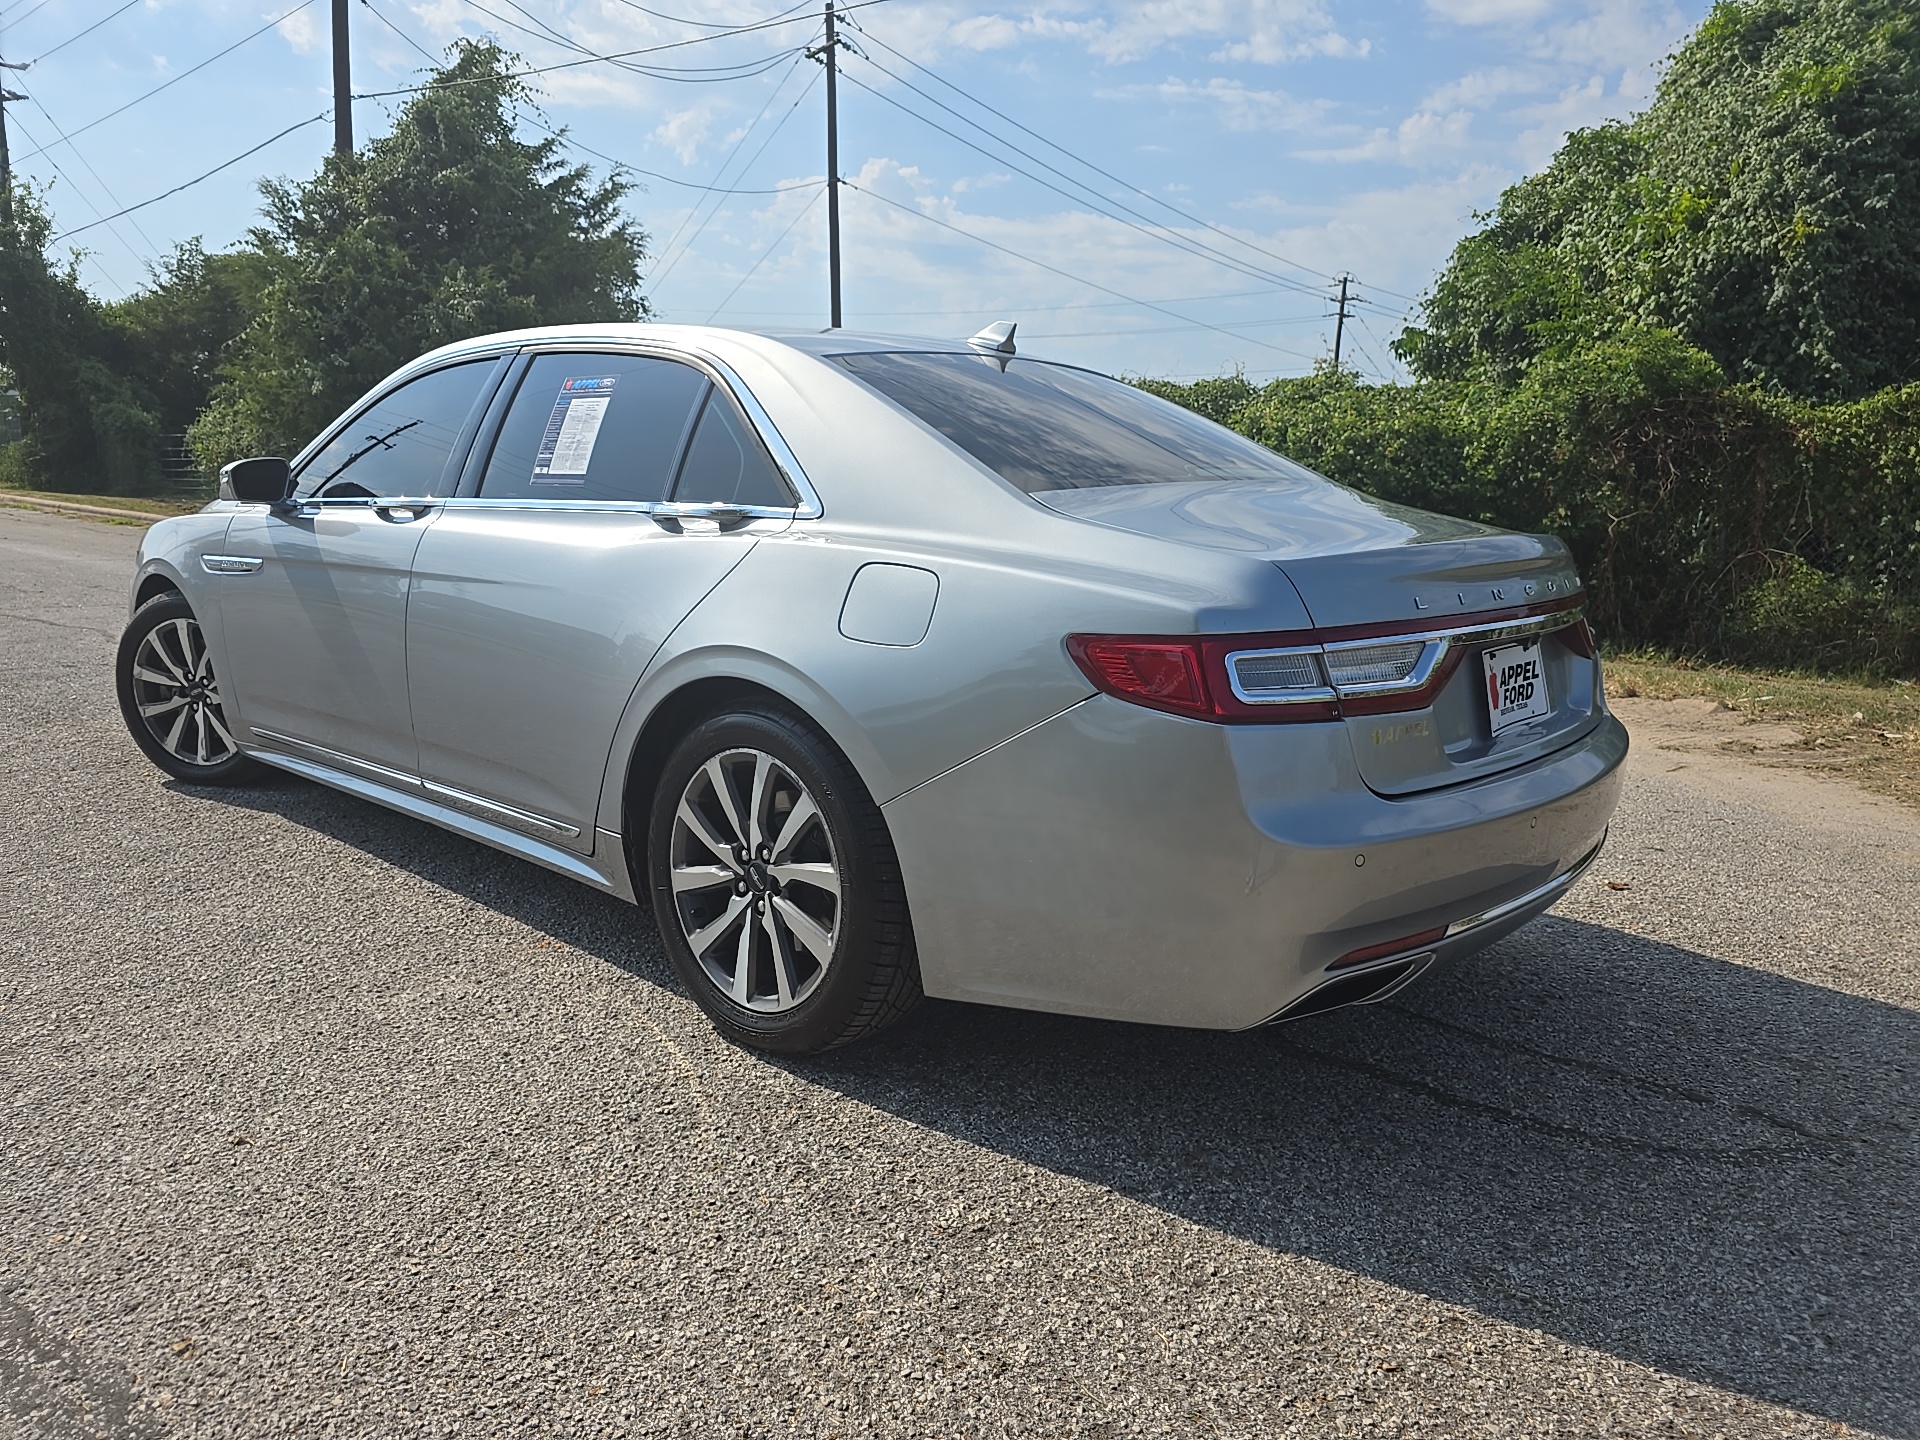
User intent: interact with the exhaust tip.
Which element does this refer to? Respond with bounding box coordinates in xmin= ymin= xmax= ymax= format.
xmin=1266 ymin=952 xmax=1435 ymax=1024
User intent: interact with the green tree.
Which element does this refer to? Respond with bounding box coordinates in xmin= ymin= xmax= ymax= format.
xmin=0 ymin=183 xmax=165 ymax=493
xmin=105 ymin=241 xmax=273 ymax=436
xmin=1399 ymin=0 xmax=1920 ymax=399
xmin=191 ymin=38 xmax=648 ymax=467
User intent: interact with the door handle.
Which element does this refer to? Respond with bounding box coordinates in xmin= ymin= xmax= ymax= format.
xmin=373 ymin=499 xmax=440 ymax=523
xmin=648 ymin=503 xmax=754 ymax=533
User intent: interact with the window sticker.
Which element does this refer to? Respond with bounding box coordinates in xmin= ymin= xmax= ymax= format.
xmin=532 ymin=375 xmax=618 ymax=482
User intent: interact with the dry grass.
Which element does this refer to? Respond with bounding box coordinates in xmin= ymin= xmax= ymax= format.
xmin=1605 ymin=649 xmax=1920 ymax=810
xmin=0 ymin=486 xmax=206 ymax=516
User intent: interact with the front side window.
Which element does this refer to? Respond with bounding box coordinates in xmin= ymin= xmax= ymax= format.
xmin=481 ymin=353 xmax=709 ymax=503
xmin=833 ymin=351 xmax=1321 ymax=494
xmin=298 ymin=360 xmax=496 ymax=499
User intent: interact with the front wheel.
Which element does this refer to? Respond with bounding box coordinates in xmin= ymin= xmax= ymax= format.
xmin=115 ymin=591 xmax=263 ymax=785
xmin=647 ymin=706 xmax=921 ymax=1054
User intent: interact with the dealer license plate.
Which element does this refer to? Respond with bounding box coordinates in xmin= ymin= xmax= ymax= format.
xmin=1483 ymin=640 xmax=1551 ymax=735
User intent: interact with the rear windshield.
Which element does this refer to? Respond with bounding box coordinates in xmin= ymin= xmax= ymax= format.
xmin=832 ymin=351 xmax=1316 ymax=493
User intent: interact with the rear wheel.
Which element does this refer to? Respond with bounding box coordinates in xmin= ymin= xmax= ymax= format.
xmin=647 ymin=706 xmax=920 ymax=1053
xmin=116 ymin=591 xmax=262 ymax=785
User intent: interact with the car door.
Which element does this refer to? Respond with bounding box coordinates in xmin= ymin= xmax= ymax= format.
xmin=405 ymin=350 xmax=800 ymax=853
xmin=218 ymin=357 xmax=505 ymax=780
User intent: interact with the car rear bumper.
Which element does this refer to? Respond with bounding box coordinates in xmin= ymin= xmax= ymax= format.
xmin=883 ymin=697 xmax=1627 ymax=1030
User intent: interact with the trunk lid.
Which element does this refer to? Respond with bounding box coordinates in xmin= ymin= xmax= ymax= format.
xmin=1034 ymin=478 xmax=1604 ymax=795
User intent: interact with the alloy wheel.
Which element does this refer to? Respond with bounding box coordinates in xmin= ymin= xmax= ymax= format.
xmin=668 ymin=747 xmax=842 ymax=1012
xmin=129 ymin=617 xmax=239 ymax=768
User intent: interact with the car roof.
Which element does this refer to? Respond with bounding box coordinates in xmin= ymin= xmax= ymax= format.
xmin=402 ymin=322 xmax=1037 ymax=373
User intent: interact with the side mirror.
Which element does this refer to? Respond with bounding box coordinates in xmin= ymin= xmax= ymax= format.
xmin=221 ymin=456 xmax=292 ymax=505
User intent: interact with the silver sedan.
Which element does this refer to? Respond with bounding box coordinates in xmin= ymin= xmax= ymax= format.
xmin=116 ymin=323 xmax=1626 ymax=1053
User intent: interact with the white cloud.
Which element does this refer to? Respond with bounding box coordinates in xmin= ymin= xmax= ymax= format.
xmin=651 ymin=105 xmax=716 ymax=165
xmin=1103 ymin=77 xmax=1330 ymax=132
xmin=277 ymin=6 xmax=320 ymax=54
xmin=1424 ymin=0 xmax=1550 ymax=25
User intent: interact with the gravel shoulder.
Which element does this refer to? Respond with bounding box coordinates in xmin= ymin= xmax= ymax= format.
xmin=2 ymin=508 xmax=1916 ymax=1439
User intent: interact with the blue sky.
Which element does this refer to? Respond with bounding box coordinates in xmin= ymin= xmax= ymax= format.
xmin=3 ymin=0 xmax=1707 ymax=381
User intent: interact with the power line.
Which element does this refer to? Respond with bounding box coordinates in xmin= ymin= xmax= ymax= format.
xmin=4 ymin=110 xmax=131 ymax=286
xmin=21 ymin=0 xmax=142 ymax=65
xmin=50 ymin=112 xmax=330 ymax=243
xmin=15 ymin=0 xmax=321 ymax=164
xmin=841 ymin=179 xmax=1317 ymax=363
xmin=705 ymin=184 xmax=825 ymax=321
xmin=20 ymin=81 xmax=163 ymax=259
xmin=346 ymin=0 xmax=891 ymax=101
xmin=459 ymin=0 xmax=802 ymax=82
xmin=856 ymin=28 xmax=1336 ymax=291
xmin=840 ymin=65 xmax=1326 ymax=302
xmin=651 ymin=61 xmax=820 ymax=287
xmin=604 ymin=0 xmax=818 ymax=32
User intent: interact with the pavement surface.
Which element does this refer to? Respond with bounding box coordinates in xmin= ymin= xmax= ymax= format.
xmin=2 ymin=505 xmax=1916 ymax=1440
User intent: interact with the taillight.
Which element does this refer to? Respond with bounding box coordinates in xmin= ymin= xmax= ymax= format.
xmin=1067 ymin=598 xmax=1585 ymax=726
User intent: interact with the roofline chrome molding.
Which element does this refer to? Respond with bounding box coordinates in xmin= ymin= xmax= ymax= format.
xmin=1226 ymin=605 xmax=1586 ymax=708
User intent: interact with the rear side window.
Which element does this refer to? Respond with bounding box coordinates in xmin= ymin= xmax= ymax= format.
xmin=299 ymin=360 xmax=495 ymax=499
xmin=671 ymin=390 xmax=796 ymax=508
xmin=481 ymin=353 xmax=708 ymax=503
xmin=833 ymin=351 xmax=1317 ymax=493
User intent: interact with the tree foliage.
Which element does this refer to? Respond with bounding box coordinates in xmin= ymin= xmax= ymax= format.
xmin=190 ymin=39 xmax=648 ymax=467
xmin=1143 ymin=340 xmax=1920 ymax=674
xmin=0 ymin=185 xmax=165 ymax=493
xmin=1398 ymin=0 xmax=1920 ymax=400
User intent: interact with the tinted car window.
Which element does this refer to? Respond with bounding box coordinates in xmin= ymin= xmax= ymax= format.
xmin=481 ymin=353 xmax=708 ymax=503
xmin=671 ymin=390 xmax=796 ymax=508
xmin=833 ymin=351 xmax=1320 ymax=493
xmin=299 ymin=360 xmax=495 ymax=498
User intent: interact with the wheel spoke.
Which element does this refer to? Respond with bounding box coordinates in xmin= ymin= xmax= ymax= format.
xmin=137 ymin=694 xmax=191 ymax=720
xmin=770 ymin=861 xmax=839 ymax=905
xmin=771 ymin=894 xmax=834 ymax=964
xmin=763 ymin=908 xmax=797 ymax=1006
xmin=163 ymin=705 xmax=192 ymax=755
xmin=132 ymin=663 xmax=183 ymax=690
xmin=671 ymin=863 xmax=736 ymax=894
xmin=729 ymin=910 xmax=755 ymax=1004
xmin=702 ymin=757 xmax=747 ymax=849
xmin=205 ymin=708 xmax=238 ymax=754
xmin=194 ymin=707 xmax=211 ymax=764
xmin=676 ymin=798 xmax=740 ymax=868
xmin=686 ymin=893 xmax=750 ymax=957
xmin=746 ymin=751 xmax=772 ymax=851
xmin=767 ymin=792 xmax=819 ymax=865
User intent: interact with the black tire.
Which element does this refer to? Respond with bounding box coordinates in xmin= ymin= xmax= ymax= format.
xmin=647 ymin=705 xmax=921 ymax=1054
xmin=116 ymin=591 xmax=264 ymax=786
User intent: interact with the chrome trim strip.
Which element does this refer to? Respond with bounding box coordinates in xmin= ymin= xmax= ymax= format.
xmin=249 ymin=728 xmax=421 ymax=790
xmin=247 ymin=750 xmax=616 ymax=893
xmin=421 ymin=780 xmax=582 ymax=839
xmin=1443 ymin=830 xmax=1607 ymax=939
xmin=200 ymin=554 xmax=264 ymax=574
xmin=434 ymin=497 xmax=798 ymax=521
xmin=1225 ymin=605 xmax=1585 ymax=706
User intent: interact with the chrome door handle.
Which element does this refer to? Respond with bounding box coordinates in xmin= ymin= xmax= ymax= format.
xmin=648 ymin=503 xmax=754 ymax=532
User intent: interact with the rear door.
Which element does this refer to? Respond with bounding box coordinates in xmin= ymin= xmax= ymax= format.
xmin=219 ymin=358 xmax=503 ymax=778
xmin=405 ymin=350 xmax=798 ymax=852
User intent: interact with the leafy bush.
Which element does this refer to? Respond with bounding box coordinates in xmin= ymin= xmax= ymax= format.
xmin=1144 ymin=336 xmax=1920 ymax=675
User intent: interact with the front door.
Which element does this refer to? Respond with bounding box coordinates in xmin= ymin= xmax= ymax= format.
xmin=219 ymin=359 xmax=501 ymax=778
xmin=406 ymin=352 xmax=801 ymax=850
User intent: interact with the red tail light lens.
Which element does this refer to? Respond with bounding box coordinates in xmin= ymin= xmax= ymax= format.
xmin=1065 ymin=637 xmax=1211 ymax=719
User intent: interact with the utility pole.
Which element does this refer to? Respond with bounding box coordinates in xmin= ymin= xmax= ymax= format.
xmin=1331 ymin=273 xmax=1353 ymax=369
xmin=331 ymin=0 xmax=352 ymax=157
xmin=0 ymin=56 xmax=27 ymax=229
xmin=806 ymin=4 xmax=846 ymax=328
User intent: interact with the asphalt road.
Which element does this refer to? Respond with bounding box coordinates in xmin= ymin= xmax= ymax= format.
xmin=3 ymin=505 xmax=1916 ymax=1440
